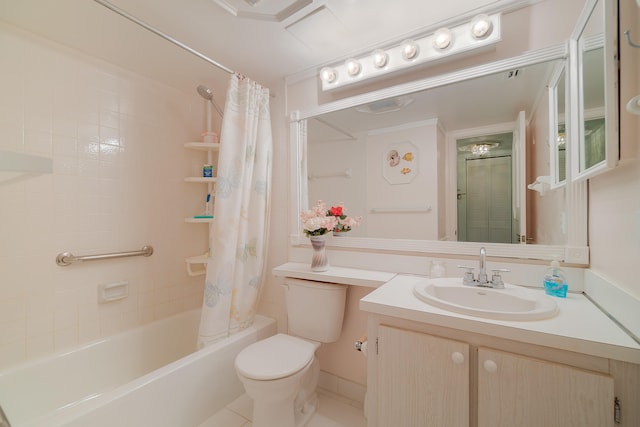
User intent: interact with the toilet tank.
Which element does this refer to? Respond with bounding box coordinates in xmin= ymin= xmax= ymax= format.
xmin=284 ymin=278 xmax=347 ymax=343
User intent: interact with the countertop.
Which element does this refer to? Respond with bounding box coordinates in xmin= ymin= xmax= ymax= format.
xmin=360 ymin=274 xmax=640 ymax=364
xmin=273 ymin=262 xmax=396 ymax=288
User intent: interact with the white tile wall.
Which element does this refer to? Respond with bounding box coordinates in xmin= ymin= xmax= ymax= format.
xmin=0 ymin=23 xmax=211 ymax=368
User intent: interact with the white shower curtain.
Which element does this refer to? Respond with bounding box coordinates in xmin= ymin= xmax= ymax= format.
xmin=197 ymin=74 xmax=272 ymax=348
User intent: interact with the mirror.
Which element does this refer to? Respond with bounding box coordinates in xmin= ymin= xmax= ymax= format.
xmin=549 ymin=64 xmax=567 ymax=187
xmin=290 ymin=45 xmax=589 ymax=263
xmin=571 ymin=0 xmax=619 ymax=180
xmin=301 ymin=54 xmax=566 ymax=241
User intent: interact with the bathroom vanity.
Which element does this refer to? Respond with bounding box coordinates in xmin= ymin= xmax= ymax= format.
xmin=360 ymin=274 xmax=640 ymax=427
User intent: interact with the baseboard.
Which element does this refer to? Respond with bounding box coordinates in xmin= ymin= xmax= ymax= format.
xmin=584 ymin=269 xmax=640 ymax=342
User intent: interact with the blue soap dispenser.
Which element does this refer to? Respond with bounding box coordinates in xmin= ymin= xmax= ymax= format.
xmin=543 ymin=258 xmax=567 ymax=298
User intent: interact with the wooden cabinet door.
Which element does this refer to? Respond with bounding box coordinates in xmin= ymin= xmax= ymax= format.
xmin=377 ymin=325 xmax=469 ymax=427
xmin=478 ymin=347 xmax=614 ymax=427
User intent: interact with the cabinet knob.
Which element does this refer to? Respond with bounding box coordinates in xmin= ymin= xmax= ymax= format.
xmin=483 ymin=359 xmax=498 ymax=373
xmin=451 ymin=352 xmax=465 ymax=364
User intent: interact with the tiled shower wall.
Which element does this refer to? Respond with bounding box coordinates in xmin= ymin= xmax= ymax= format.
xmin=0 ymin=22 xmax=209 ymax=368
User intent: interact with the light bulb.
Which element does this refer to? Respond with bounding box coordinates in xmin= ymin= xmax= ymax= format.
xmin=433 ymin=28 xmax=453 ymax=50
xmin=372 ymin=49 xmax=389 ymax=68
xmin=401 ymin=39 xmax=419 ymax=61
xmin=320 ymin=67 xmax=337 ymax=84
xmin=470 ymin=14 xmax=493 ymax=39
xmin=345 ymin=58 xmax=362 ymax=77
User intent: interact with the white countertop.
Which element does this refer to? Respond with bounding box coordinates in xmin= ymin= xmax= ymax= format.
xmin=273 ymin=262 xmax=396 ymax=288
xmin=360 ymin=274 xmax=640 ymax=364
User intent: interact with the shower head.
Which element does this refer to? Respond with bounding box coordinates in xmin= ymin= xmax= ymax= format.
xmin=197 ymin=85 xmax=213 ymax=101
xmin=196 ymin=84 xmax=223 ymax=117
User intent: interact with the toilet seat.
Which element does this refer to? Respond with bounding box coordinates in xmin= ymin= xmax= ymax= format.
xmin=235 ymin=334 xmax=316 ymax=380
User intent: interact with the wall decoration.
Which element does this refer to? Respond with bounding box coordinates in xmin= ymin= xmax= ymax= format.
xmin=382 ymin=141 xmax=418 ymax=184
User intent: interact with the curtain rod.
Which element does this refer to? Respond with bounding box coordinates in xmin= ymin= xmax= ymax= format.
xmin=92 ymin=0 xmax=235 ymax=75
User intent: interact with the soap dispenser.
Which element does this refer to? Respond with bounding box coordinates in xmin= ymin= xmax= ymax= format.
xmin=543 ymin=259 xmax=567 ymax=298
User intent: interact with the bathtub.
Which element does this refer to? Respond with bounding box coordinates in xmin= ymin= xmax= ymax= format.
xmin=0 ymin=310 xmax=276 ymax=427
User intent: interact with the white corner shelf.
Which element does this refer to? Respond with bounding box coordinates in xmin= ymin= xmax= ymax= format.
xmin=184 ymin=142 xmax=220 ymax=151
xmin=0 ymin=150 xmax=53 ymax=173
xmin=184 ymin=177 xmax=217 ymax=183
xmin=185 ymin=217 xmax=214 ymax=223
xmin=184 ymin=140 xmax=218 ymax=276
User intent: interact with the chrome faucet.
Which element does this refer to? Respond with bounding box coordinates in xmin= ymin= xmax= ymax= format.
xmin=457 ymin=247 xmax=508 ymax=289
xmin=478 ymin=246 xmax=488 ymax=285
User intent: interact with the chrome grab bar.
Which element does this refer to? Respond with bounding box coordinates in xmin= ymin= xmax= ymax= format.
xmin=56 ymin=245 xmax=153 ymax=267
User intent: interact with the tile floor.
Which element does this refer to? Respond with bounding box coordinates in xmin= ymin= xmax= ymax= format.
xmin=197 ymin=388 xmax=367 ymax=427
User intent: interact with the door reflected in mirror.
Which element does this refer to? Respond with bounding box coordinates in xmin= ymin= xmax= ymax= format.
xmin=456 ymin=132 xmax=514 ymax=244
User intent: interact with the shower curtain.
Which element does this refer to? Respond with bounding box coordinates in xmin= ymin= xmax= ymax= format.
xmin=197 ymin=74 xmax=273 ymax=348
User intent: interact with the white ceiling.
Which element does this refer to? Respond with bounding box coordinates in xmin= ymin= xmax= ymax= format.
xmin=0 ymin=0 xmax=537 ymax=95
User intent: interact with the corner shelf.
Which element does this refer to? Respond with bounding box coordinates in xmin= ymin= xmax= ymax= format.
xmin=184 ymin=142 xmax=220 ymax=151
xmin=184 ymin=140 xmax=218 ymax=274
xmin=184 ymin=177 xmax=217 ymax=183
xmin=185 ymin=217 xmax=214 ymax=223
xmin=0 ymin=150 xmax=53 ymax=173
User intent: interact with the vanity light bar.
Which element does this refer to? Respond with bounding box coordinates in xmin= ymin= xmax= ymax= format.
xmin=320 ymin=13 xmax=502 ymax=91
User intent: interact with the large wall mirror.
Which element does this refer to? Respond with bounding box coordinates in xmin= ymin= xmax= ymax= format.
xmin=570 ymin=0 xmax=619 ymax=180
xmin=290 ymin=29 xmax=602 ymax=264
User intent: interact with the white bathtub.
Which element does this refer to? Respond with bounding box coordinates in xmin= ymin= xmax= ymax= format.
xmin=0 ymin=310 xmax=276 ymax=427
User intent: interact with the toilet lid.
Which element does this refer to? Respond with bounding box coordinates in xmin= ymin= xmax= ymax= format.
xmin=235 ymin=334 xmax=315 ymax=380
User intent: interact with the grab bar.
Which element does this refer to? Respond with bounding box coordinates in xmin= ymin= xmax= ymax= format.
xmin=56 ymin=245 xmax=154 ymax=267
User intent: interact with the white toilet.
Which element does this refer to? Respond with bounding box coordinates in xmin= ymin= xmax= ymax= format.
xmin=234 ymin=278 xmax=347 ymax=427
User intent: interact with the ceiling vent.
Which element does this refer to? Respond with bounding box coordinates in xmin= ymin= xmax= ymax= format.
xmin=211 ymin=0 xmax=314 ymax=22
xmin=355 ymin=96 xmax=415 ymax=114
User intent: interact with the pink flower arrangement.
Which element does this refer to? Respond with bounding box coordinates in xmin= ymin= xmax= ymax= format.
xmin=301 ymin=200 xmax=362 ymax=237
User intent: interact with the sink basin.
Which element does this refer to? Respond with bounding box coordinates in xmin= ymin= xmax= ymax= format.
xmin=413 ymin=277 xmax=558 ymax=321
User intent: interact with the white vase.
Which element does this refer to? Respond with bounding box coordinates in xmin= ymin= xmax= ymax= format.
xmin=309 ymin=235 xmax=329 ymax=272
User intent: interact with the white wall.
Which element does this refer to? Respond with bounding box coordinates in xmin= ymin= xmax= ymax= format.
xmin=528 ymin=86 xmax=567 ymax=245
xmin=588 ymin=0 xmax=640 ymax=299
xmin=0 ymin=23 xmax=210 ymax=368
xmin=307 ymin=136 xmax=368 ymax=237
xmin=365 ymin=121 xmax=440 ymax=240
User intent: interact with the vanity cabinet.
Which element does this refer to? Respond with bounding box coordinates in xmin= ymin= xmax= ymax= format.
xmin=477 ymin=348 xmax=613 ymax=427
xmin=369 ymin=321 xmax=616 ymax=427
xmin=376 ymin=325 xmax=469 ymax=426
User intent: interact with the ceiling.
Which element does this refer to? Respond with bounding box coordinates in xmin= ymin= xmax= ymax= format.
xmin=0 ymin=0 xmax=537 ymax=96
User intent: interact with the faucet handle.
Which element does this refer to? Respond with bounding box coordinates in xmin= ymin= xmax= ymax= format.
xmin=457 ymin=266 xmax=476 ymax=285
xmin=490 ymin=268 xmax=510 ymax=288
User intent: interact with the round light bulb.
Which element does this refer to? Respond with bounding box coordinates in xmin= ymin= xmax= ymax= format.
xmin=320 ymin=67 xmax=337 ymax=84
xmin=433 ymin=28 xmax=453 ymax=50
xmin=345 ymin=58 xmax=362 ymax=77
xmin=372 ymin=49 xmax=389 ymax=68
xmin=401 ymin=39 xmax=419 ymax=61
xmin=470 ymin=14 xmax=493 ymax=39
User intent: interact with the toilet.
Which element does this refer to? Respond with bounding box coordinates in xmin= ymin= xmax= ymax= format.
xmin=234 ymin=278 xmax=347 ymax=427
